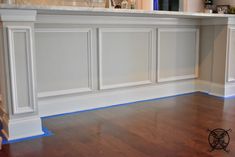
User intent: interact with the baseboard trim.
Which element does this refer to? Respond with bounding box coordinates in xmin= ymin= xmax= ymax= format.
xmin=196 ymin=80 xmax=225 ymax=97
xmin=42 ymin=92 xmax=198 ymax=119
xmin=39 ymin=80 xmax=196 ymax=117
xmin=225 ymin=82 xmax=235 ymax=97
xmin=1 ymin=127 xmax=53 ymax=144
xmin=1 ymin=116 xmax=43 ymax=141
xmin=39 ymin=80 xmax=235 ymax=118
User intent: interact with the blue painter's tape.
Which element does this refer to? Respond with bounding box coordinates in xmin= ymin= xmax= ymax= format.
xmin=0 ymin=126 xmax=53 ymax=145
xmin=201 ymin=92 xmax=234 ymax=100
xmin=223 ymin=95 xmax=235 ymax=99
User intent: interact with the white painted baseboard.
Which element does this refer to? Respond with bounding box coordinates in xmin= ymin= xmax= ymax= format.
xmin=196 ymin=80 xmax=235 ymax=98
xmin=39 ymin=79 xmax=235 ymax=118
xmin=196 ymin=80 xmax=225 ymax=97
xmin=39 ymin=80 xmax=235 ymax=117
xmin=39 ymin=80 xmax=196 ymax=117
xmin=225 ymin=82 xmax=235 ymax=97
xmin=1 ymin=115 xmax=43 ymax=141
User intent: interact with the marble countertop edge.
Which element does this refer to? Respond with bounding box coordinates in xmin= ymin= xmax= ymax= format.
xmin=0 ymin=4 xmax=235 ymax=18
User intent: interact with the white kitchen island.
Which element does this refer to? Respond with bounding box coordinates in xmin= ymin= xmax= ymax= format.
xmin=0 ymin=4 xmax=235 ymax=140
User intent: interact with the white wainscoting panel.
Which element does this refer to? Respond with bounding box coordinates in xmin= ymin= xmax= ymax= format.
xmin=35 ymin=28 xmax=93 ymax=98
xmin=98 ymin=28 xmax=155 ymax=90
xmin=157 ymin=28 xmax=199 ymax=82
xmin=227 ymin=27 xmax=235 ymax=82
xmin=7 ymin=26 xmax=36 ymax=114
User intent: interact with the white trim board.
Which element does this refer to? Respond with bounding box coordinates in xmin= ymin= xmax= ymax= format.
xmin=225 ymin=82 xmax=235 ymax=97
xmin=200 ymin=18 xmax=229 ymax=26
xmin=36 ymin=14 xmax=201 ymax=26
xmin=1 ymin=115 xmax=43 ymax=141
xmin=196 ymin=80 xmax=225 ymax=97
xmin=38 ymin=80 xmax=196 ymax=117
xmin=38 ymin=79 xmax=235 ymax=117
xmin=0 ymin=9 xmax=37 ymax=22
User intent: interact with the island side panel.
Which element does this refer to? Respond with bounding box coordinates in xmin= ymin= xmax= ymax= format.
xmin=34 ymin=15 xmax=200 ymax=117
xmin=199 ymin=25 xmax=214 ymax=83
xmin=212 ymin=25 xmax=228 ymax=85
xmin=199 ymin=24 xmax=228 ymax=96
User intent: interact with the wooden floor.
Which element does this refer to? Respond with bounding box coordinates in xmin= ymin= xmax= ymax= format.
xmin=1 ymin=92 xmax=235 ymax=157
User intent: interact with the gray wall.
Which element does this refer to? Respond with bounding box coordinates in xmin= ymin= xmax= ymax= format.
xmin=199 ymin=25 xmax=228 ymax=84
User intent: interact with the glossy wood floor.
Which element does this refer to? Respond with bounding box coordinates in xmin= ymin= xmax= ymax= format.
xmin=1 ymin=92 xmax=235 ymax=157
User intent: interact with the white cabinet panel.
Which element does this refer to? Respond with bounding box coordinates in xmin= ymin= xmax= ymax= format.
xmin=98 ymin=28 xmax=155 ymax=90
xmin=158 ymin=28 xmax=199 ymax=82
xmin=35 ymin=29 xmax=92 ymax=97
xmin=7 ymin=26 xmax=36 ymax=114
xmin=227 ymin=27 xmax=235 ymax=82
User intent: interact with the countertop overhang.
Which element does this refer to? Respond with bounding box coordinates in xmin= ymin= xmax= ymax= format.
xmin=1 ymin=4 xmax=235 ymax=19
